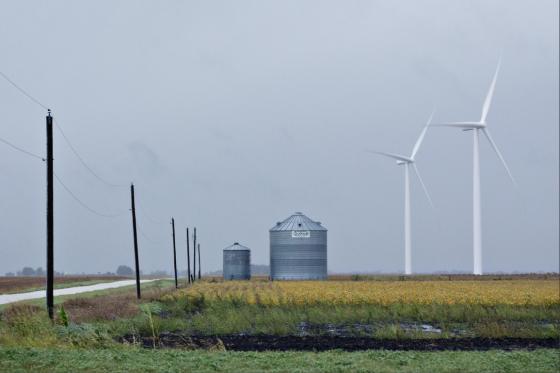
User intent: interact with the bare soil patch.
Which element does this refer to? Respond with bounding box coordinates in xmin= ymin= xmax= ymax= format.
xmin=122 ymin=333 xmax=559 ymax=351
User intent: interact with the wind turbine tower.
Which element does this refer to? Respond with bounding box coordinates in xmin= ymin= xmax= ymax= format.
xmin=369 ymin=112 xmax=434 ymax=275
xmin=433 ymin=58 xmax=515 ymax=275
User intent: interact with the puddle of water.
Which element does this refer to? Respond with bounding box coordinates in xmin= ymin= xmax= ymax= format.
xmin=296 ymin=322 xmax=446 ymax=337
xmin=400 ymin=323 xmax=442 ymax=334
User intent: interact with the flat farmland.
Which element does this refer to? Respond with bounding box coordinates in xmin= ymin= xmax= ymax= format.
xmin=0 ymin=276 xmax=558 ymax=372
xmin=171 ymin=278 xmax=559 ymax=306
xmin=0 ymin=276 xmax=128 ymax=294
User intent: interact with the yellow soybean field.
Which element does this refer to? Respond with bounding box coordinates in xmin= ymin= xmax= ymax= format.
xmin=169 ymin=280 xmax=560 ymax=306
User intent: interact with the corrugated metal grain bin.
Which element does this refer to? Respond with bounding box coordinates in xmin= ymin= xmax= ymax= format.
xmin=223 ymin=242 xmax=251 ymax=280
xmin=269 ymin=212 xmax=327 ymax=280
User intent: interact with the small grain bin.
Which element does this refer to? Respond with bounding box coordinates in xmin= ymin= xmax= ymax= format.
xmin=270 ymin=212 xmax=327 ymax=280
xmin=223 ymin=242 xmax=251 ymax=280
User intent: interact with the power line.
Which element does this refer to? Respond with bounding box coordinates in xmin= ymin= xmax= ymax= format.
xmin=54 ymin=173 xmax=128 ymax=218
xmin=137 ymin=226 xmax=166 ymax=244
xmin=0 ymin=136 xmax=44 ymax=161
xmin=136 ymin=202 xmax=167 ymax=225
xmin=0 ymin=70 xmax=49 ymax=110
xmin=0 ymin=69 xmax=127 ymax=188
xmin=0 ymin=134 xmax=128 ymax=219
xmin=54 ymin=120 xmax=128 ymax=188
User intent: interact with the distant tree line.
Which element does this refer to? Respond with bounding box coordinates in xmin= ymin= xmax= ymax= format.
xmin=205 ymin=264 xmax=270 ymax=276
xmin=4 ymin=267 xmax=64 ymax=277
xmin=115 ymin=265 xmax=168 ymax=277
xmin=4 ymin=265 xmax=169 ymax=277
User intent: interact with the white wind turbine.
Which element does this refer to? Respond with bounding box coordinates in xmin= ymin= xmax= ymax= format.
xmin=368 ymin=112 xmax=434 ymax=275
xmin=433 ymin=58 xmax=515 ymax=275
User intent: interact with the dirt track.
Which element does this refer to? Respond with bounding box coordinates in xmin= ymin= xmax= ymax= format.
xmin=0 ymin=279 xmax=159 ymax=305
xmin=0 ymin=276 xmax=127 ymax=294
xmin=123 ymin=333 xmax=560 ymax=351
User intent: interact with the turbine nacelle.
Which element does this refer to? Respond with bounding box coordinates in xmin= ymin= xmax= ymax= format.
xmin=366 ymin=110 xmax=437 ymax=275
xmin=366 ymin=110 xmax=436 ymax=209
xmin=366 ymin=151 xmax=413 ymax=163
xmin=430 ymin=56 xmax=515 ymax=276
xmin=431 ymin=121 xmax=486 ymax=129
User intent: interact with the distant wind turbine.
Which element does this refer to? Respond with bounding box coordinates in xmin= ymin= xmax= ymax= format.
xmin=368 ymin=112 xmax=434 ymax=275
xmin=432 ymin=58 xmax=515 ymax=275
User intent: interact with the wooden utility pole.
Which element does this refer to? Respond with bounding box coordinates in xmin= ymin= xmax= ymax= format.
xmin=171 ymin=217 xmax=178 ymax=288
xmin=193 ymin=227 xmax=197 ymax=282
xmin=186 ymin=228 xmax=191 ymax=284
xmin=46 ymin=110 xmax=54 ymax=319
xmin=198 ymin=243 xmax=201 ymax=280
xmin=130 ymin=183 xmax=141 ymax=299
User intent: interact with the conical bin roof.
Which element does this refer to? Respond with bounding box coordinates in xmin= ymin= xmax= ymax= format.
xmin=270 ymin=212 xmax=327 ymax=232
xmin=223 ymin=242 xmax=251 ymax=251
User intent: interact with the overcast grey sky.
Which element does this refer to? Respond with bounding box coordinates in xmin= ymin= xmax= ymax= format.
xmin=0 ymin=0 xmax=558 ymax=275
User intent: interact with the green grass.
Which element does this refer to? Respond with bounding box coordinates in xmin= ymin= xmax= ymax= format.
xmin=0 ymin=280 xmax=176 ymax=348
xmin=121 ymin=298 xmax=558 ymax=339
xmin=1 ymin=280 xmax=558 ymax=344
xmin=0 ymin=279 xmax=557 ymax=372
xmin=0 ymin=347 xmax=558 ymax=373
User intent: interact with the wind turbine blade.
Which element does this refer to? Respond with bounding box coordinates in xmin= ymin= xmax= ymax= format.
xmin=412 ymin=163 xmax=434 ymax=208
xmin=480 ymin=57 xmax=501 ymax=123
xmin=410 ymin=110 xmax=435 ymax=159
xmin=366 ymin=150 xmax=412 ymax=162
xmin=431 ymin=122 xmax=481 ymax=128
xmin=482 ymin=128 xmax=516 ymax=185
xmin=410 ymin=127 xmax=428 ymax=160
xmin=425 ymin=108 xmax=435 ymax=126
